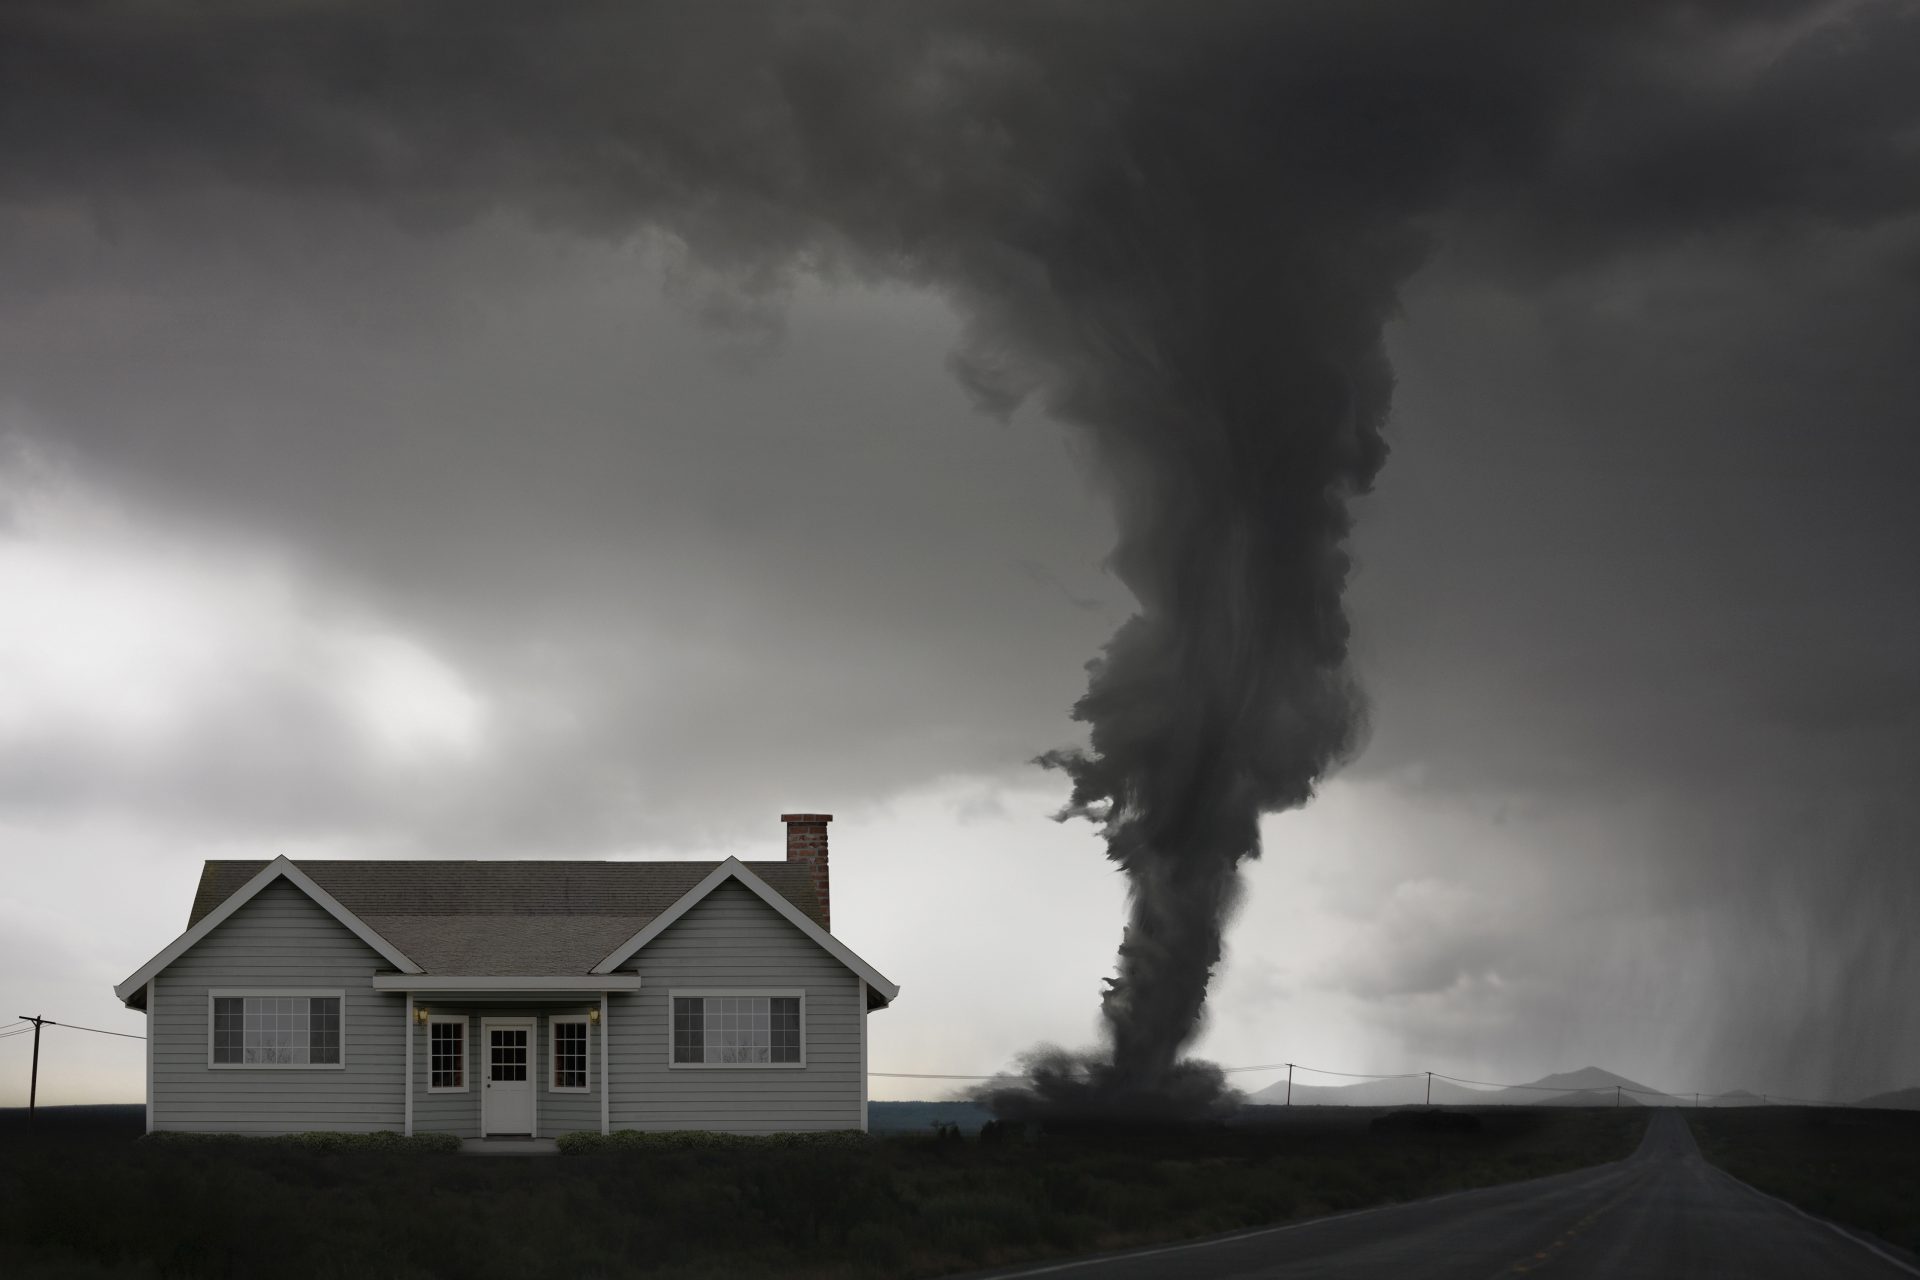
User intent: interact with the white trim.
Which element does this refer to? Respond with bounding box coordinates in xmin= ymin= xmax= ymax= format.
xmin=205 ymin=989 xmax=347 ymax=1070
xmin=115 ymin=856 xmax=421 ymax=1001
xmin=590 ymin=858 xmax=900 ymax=1004
xmin=480 ymin=1017 xmax=537 ymax=1138
xmin=404 ymin=994 xmax=414 ymax=1136
xmin=859 ymin=979 xmax=869 ymax=1134
xmin=145 ymin=977 xmax=156 ymax=1135
xmin=426 ymin=1014 xmax=470 ymax=1093
xmin=666 ymin=988 xmax=806 ymax=1070
xmin=599 ymin=992 xmax=609 ymax=1136
xmin=371 ymin=975 xmax=645 ymax=992
xmin=547 ymin=1013 xmax=591 ymax=1093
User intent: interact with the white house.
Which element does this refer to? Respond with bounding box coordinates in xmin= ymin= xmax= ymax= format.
xmin=112 ymin=814 xmax=897 ymax=1138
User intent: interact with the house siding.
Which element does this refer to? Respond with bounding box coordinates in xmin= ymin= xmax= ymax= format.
xmin=410 ymin=1008 xmax=602 ymax=1138
xmin=151 ymin=879 xmax=404 ymax=1133
xmin=608 ymin=880 xmax=864 ymax=1133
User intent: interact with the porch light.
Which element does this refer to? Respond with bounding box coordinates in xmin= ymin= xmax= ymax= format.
xmin=588 ymin=1007 xmax=600 ymax=1024
xmin=414 ymin=1005 xmax=430 ymax=1024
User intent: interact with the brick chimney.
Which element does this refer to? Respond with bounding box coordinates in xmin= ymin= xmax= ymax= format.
xmin=780 ymin=813 xmax=831 ymax=931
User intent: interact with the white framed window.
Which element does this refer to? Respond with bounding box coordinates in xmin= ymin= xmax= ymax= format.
xmin=668 ymin=989 xmax=804 ymax=1068
xmin=428 ymin=1015 xmax=467 ymax=1092
xmin=549 ymin=1014 xmax=590 ymax=1092
xmin=207 ymin=989 xmax=346 ymax=1069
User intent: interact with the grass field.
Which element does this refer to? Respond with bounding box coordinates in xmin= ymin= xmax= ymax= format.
xmin=0 ymin=1104 xmax=1646 ymax=1279
xmin=1685 ymin=1106 xmax=1920 ymax=1257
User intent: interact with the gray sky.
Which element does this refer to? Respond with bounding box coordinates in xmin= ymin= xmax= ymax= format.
xmin=2 ymin=0 xmax=1917 ymax=1106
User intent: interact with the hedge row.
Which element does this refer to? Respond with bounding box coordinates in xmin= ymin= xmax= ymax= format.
xmin=556 ymin=1128 xmax=869 ymax=1154
xmin=143 ymin=1130 xmax=462 ymax=1153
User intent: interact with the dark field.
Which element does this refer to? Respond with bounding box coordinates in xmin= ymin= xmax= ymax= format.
xmin=0 ymin=1103 xmax=1648 ymax=1279
xmin=1685 ymin=1106 xmax=1920 ymax=1257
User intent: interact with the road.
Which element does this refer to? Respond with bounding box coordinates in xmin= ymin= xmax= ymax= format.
xmin=975 ymin=1110 xmax=1917 ymax=1279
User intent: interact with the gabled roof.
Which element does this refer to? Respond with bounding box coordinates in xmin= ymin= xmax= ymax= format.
xmin=181 ymin=858 xmax=829 ymax=978
xmin=592 ymin=857 xmax=899 ymax=1006
xmin=115 ymin=856 xmax=423 ymax=1004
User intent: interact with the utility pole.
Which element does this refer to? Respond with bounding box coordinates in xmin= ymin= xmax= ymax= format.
xmin=1695 ymin=1092 xmax=1700 ymax=1109
xmin=1615 ymin=1084 xmax=1622 ymax=1109
xmin=1285 ymin=1063 xmax=1293 ymax=1106
xmin=18 ymin=1015 xmax=49 ymax=1127
xmin=1426 ymin=1071 xmax=1433 ymax=1107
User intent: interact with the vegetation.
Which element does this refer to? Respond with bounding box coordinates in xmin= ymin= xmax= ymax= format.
xmin=1687 ymin=1106 xmax=1920 ymax=1256
xmin=146 ymin=1129 xmax=463 ymax=1154
xmin=1 ymin=1104 xmax=1645 ymax=1278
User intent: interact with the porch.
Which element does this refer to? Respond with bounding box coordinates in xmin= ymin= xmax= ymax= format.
xmin=387 ymin=977 xmax=641 ymax=1140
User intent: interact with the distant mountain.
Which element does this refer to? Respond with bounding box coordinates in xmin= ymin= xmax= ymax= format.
xmin=1247 ymin=1075 xmax=1477 ymax=1107
xmin=1855 ymin=1086 xmax=1920 ymax=1110
xmin=1249 ymin=1066 xmax=1677 ymax=1107
xmin=868 ymin=1100 xmax=995 ymax=1133
xmin=1512 ymin=1067 xmax=1680 ymax=1107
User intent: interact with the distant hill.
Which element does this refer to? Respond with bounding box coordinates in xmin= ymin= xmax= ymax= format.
xmin=868 ymin=1100 xmax=994 ymax=1133
xmin=1250 ymin=1066 xmax=1677 ymax=1108
xmin=1855 ymin=1086 xmax=1920 ymax=1110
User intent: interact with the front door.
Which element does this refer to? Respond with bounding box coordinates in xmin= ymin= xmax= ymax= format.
xmin=482 ymin=1020 xmax=535 ymax=1136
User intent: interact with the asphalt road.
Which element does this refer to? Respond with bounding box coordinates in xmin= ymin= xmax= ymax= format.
xmin=976 ymin=1110 xmax=1917 ymax=1279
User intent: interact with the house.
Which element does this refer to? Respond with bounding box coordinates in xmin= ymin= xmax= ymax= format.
xmin=112 ymin=813 xmax=898 ymax=1138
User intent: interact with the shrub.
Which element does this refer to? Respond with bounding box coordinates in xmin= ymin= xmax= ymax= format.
xmin=558 ymin=1128 xmax=869 ymax=1154
xmin=141 ymin=1129 xmax=460 ymax=1153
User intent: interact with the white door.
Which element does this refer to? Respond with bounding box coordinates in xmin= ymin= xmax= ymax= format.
xmin=482 ymin=1021 xmax=535 ymax=1135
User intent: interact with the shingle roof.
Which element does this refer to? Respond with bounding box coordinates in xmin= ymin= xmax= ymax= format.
xmin=188 ymin=860 xmax=827 ymax=976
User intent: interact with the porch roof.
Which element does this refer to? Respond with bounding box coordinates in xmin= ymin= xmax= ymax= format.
xmin=372 ymin=974 xmax=645 ymax=995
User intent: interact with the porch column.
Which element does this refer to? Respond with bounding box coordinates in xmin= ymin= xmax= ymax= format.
xmin=403 ymin=992 xmax=414 ymax=1137
xmin=600 ymin=990 xmax=610 ymax=1135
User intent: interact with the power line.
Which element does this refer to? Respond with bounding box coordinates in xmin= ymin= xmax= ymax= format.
xmin=1236 ymin=1062 xmax=1423 ymax=1080
xmin=44 ymin=1020 xmax=145 ymax=1042
xmin=0 ymin=1021 xmax=145 ymax=1042
xmin=869 ymin=1058 xmax=1858 ymax=1107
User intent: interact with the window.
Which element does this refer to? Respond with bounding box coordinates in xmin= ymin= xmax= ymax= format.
xmin=670 ymin=992 xmax=803 ymax=1066
xmin=428 ymin=1017 xmax=466 ymax=1091
xmin=209 ymin=991 xmax=343 ymax=1067
xmin=550 ymin=1017 xmax=589 ymax=1091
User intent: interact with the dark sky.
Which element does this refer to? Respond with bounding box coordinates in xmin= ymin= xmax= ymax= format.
xmin=1 ymin=0 xmax=1916 ymax=1105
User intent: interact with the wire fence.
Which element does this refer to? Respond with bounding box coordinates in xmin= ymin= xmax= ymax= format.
xmin=0 ymin=1015 xmax=1876 ymax=1108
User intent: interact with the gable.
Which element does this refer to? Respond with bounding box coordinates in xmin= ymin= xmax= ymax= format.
xmin=590 ymin=858 xmax=899 ymax=1005
xmin=115 ymin=856 xmax=421 ymax=1004
xmin=184 ymin=877 xmax=391 ymax=969
xmin=649 ymin=878 xmax=808 ymax=953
